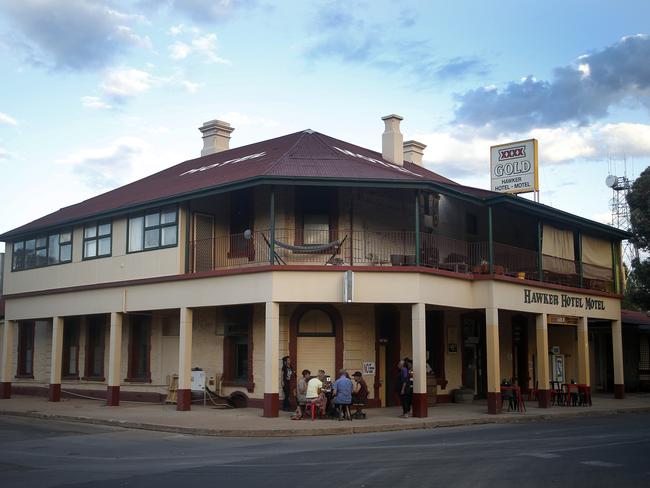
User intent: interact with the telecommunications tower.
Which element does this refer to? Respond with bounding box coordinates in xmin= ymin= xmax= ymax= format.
xmin=605 ymin=173 xmax=639 ymax=268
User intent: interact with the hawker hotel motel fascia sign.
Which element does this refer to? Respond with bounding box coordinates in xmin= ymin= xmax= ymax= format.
xmin=490 ymin=139 xmax=539 ymax=194
xmin=523 ymin=289 xmax=606 ymax=311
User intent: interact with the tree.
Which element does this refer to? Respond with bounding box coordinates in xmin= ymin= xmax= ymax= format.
xmin=625 ymin=165 xmax=650 ymax=311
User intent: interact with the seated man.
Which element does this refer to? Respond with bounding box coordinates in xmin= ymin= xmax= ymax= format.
xmin=305 ymin=370 xmax=326 ymax=416
xmin=332 ymin=369 xmax=353 ymax=420
xmin=351 ymin=371 xmax=369 ymax=418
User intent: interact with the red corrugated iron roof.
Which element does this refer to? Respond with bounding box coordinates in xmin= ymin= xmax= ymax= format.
xmin=0 ymin=129 xmax=480 ymax=239
xmin=622 ymin=309 xmax=650 ymax=326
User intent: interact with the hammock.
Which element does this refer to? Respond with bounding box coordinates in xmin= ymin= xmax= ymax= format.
xmin=260 ymin=233 xmax=348 ymax=265
xmin=273 ymin=238 xmax=343 ymax=253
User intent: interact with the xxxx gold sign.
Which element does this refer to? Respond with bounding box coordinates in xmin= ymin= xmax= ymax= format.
xmin=523 ymin=289 xmax=606 ymax=311
xmin=547 ymin=315 xmax=580 ymax=326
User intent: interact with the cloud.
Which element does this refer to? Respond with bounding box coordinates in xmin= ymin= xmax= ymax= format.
xmin=81 ymin=96 xmax=112 ymax=110
xmin=0 ymin=0 xmax=151 ymax=70
xmin=454 ymin=34 xmax=650 ymax=130
xmin=219 ymin=111 xmax=278 ymax=128
xmin=0 ymin=111 xmax=18 ymax=126
xmin=0 ymin=147 xmax=10 ymax=160
xmin=417 ymin=122 xmax=650 ymax=178
xmin=143 ymin=0 xmax=257 ymax=24
xmin=434 ymin=57 xmax=490 ymax=81
xmin=304 ymin=4 xmax=488 ymax=83
xmin=56 ymin=136 xmax=149 ymax=189
xmin=100 ymin=67 xmax=153 ymax=101
xmin=168 ymin=32 xmax=229 ymax=64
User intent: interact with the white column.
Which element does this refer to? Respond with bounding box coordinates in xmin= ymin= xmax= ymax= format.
xmin=612 ymin=319 xmax=625 ymax=398
xmin=485 ymin=307 xmax=501 ymax=414
xmin=411 ymin=303 xmax=427 ymax=417
xmin=576 ymin=316 xmax=590 ymax=386
xmin=107 ymin=312 xmax=123 ymax=406
xmin=177 ymin=307 xmax=193 ymax=411
xmin=411 ymin=303 xmax=426 ymax=394
xmin=49 ymin=317 xmax=64 ymax=401
xmin=535 ymin=313 xmax=551 ymax=407
xmin=1 ymin=320 xmax=15 ymax=398
xmin=264 ymin=302 xmax=280 ymax=417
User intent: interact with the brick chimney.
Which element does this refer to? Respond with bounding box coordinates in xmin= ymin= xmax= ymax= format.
xmin=403 ymin=140 xmax=427 ymax=166
xmin=381 ymin=114 xmax=404 ymax=166
xmin=199 ymin=119 xmax=234 ymax=156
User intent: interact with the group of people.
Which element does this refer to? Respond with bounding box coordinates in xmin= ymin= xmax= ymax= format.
xmin=281 ymin=356 xmax=369 ymax=420
xmin=280 ymin=356 xmax=416 ymax=419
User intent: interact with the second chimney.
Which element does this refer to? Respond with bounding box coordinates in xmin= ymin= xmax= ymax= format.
xmin=199 ymin=119 xmax=234 ymax=156
xmin=381 ymin=114 xmax=404 ymax=166
xmin=403 ymin=140 xmax=427 ymax=166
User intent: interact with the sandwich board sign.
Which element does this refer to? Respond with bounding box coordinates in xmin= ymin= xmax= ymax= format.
xmin=490 ymin=139 xmax=538 ymax=194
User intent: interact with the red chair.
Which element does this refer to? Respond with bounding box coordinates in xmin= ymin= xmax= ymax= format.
xmin=578 ymin=384 xmax=592 ymax=406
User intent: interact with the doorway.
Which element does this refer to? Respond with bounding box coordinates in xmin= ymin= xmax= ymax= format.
xmin=512 ymin=315 xmax=529 ymax=392
xmin=461 ymin=312 xmax=487 ymax=398
xmin=375 ymin=305 xmax=401 ymax=407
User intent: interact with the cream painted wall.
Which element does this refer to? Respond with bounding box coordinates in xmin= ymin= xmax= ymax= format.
xmin=4 ymin=215 xmax=184 ymax=295
xmin=548 ymin=325 xmax=578 ymax=383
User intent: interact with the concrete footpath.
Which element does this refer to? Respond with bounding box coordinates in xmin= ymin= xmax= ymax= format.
xmin=1 ymin=393 xmax=649 ymax=437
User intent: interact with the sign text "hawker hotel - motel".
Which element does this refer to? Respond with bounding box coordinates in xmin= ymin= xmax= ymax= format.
xmin=523 ymin=289 xmax=606 ymax=310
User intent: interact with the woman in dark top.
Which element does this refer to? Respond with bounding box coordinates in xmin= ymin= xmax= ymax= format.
xmin=281 ymin=356 xmax=294 ymax=412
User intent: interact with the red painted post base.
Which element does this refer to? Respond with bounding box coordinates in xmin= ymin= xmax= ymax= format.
xmin=412 ymin=392 xmax=428 ymax=418
xmin=614 ymin=384 xmax=625 ymax=399
xmin=106 ymin=386 xmax=120 ymax=406
xmin=537 ymin=389 xmax=552 ymax=408
xmin=487 ymin=392 xmax=502 ymax=414
xmin=48 ymin=384 xmax=61 ymax=402
xmin=0 ymin=382 xmax=11 ymax=399
xmin=176 ymin=389 xmax=191 ymax=411
xmin=263 ymin=393 xmax=279 ymax=417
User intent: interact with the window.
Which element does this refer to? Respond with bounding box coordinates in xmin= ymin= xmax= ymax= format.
xmin=83 ymin=221 xmax=112 ymax=259
xmin=62 ymin=319 xmax=80 ymax=379
xmin=84 ymin=315 xmax=106 ymax=380
xmin=295 ymin=187 xmax=338 ymax=246
xmin=221 ymin=305 xmax=252 ymax=385
xmin=127 ymin=315 xmax=151 ymax=381
xmin=128 ymin=207 xmax=178 ymax=253
xmin=12 ymin=230 xmax=72 ymax=271
xmin=16 ymin=322 xmax=35 ymax=378
xmin=228 ymin=190 xmax=254 ymax=259
xmin=297 ymin=309 xmax=335 ymax=336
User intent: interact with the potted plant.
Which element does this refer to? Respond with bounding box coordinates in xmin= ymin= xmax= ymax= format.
xmin=453 ymin=386 xmax=475 ymax=403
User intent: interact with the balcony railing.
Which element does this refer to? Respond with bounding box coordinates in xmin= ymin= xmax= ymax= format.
xmin=189 ymin=229 xmax=614 ymax=292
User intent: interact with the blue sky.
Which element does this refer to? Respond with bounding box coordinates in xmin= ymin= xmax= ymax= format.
xmin=1 ymin=0 xmax=650 ymax=251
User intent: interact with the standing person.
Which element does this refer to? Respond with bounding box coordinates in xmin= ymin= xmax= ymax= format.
xmin=291 ymin=369 xmax=310 ymax=420
xmin=332 ymin=369 xmax=354 ymax=420
xmin=281 ymin=356 xmax=294 ymax=412
xmin=396 ymin=360 xmax=411 ymax=418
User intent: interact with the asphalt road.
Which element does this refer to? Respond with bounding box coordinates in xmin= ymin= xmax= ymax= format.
xmin=1 ymin=413 xmax=650 ymax=487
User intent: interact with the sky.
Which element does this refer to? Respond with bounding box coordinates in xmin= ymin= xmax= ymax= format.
xmin=1 ymin=0 xmax=650 ymax=253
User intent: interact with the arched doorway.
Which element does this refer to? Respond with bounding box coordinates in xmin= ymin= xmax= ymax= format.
xmin=290 ymin=305 xmax=343 ymax=381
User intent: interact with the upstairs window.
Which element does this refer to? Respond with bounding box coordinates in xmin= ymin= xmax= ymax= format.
xmin=83 ymin=221 xmax=112 ymax=259
xmin=12 ymin=230 xmax=72 ymax=271
xmin=128 ymin=207 xmax=178 ymax=253
xmin=295 ymin=188 xmax=338 ymax=245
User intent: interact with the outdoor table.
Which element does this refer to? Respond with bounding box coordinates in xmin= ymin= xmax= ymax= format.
xmin=501 ymin=385 xmax=526 ymax=412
